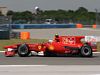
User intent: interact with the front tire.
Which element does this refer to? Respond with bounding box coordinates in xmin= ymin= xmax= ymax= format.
xmin=18 ymin=44 xmax=30 ymax=57
xmin=80 ymin=44 xmax=93 ymax=57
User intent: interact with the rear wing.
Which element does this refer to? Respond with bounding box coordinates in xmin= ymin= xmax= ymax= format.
xmin=85 ymin=36 xmax=100 ymax=42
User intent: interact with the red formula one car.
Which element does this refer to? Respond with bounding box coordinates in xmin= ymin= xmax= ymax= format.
xmin=4 ymin=35 xmax=97 ymax=57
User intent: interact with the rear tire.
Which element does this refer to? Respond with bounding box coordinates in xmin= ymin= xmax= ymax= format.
xmin=80 ymin=44 xmax=93 ymax=57
xmin=18 ymin=44 xmax=30 ymax=57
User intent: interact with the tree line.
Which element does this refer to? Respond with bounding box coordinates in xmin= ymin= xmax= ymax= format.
xmin=0 ymin=7 xmax=97 ymax=24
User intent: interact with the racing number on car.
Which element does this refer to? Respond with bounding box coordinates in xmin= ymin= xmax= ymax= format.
xmin=62 ymin=37 xmax=75 ymax=44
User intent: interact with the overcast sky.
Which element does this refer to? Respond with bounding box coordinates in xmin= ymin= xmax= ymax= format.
xmin=0 ymin=0 xmax=100 ymax=12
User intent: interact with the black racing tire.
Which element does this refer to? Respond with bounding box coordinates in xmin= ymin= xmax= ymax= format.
xmin=80 ymin=44 xmax=93 ymax=57
xmin=18 ymin=44 xmax=30 ymax=57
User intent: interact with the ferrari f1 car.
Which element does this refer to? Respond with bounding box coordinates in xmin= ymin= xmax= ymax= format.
xmin=4 ymin=35 xmax=97 ymax=57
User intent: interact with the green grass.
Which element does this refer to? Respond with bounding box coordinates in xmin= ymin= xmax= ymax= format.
xmin=97 ymin=42 xmax=100 ymax=52
xmin=0 ymin=39 xmax=48 ymax=51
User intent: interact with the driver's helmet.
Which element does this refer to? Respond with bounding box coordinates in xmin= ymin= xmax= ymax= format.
xmin=55 ymin=34 xmax=59 ymax=37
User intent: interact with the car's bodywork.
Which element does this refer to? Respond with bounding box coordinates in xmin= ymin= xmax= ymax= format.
xmin=4 ymin=36 xmax=97 ymax=57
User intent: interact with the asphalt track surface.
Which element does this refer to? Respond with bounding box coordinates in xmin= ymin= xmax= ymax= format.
xmin=0 ymin=52 xmax=100 ymax=65
xmin=1 ymin=65 xmax=100 ymax=75
xmin=13 ymin=28 xmax=100 ymax=39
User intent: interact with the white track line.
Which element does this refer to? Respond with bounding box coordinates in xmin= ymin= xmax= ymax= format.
xmin=0 ymin=51 xmax=5 ymax=52
xmin=0 ymin=65 xmax=48 ymax=67
xmin=93 ymin=52 xmax=100 ymax=53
